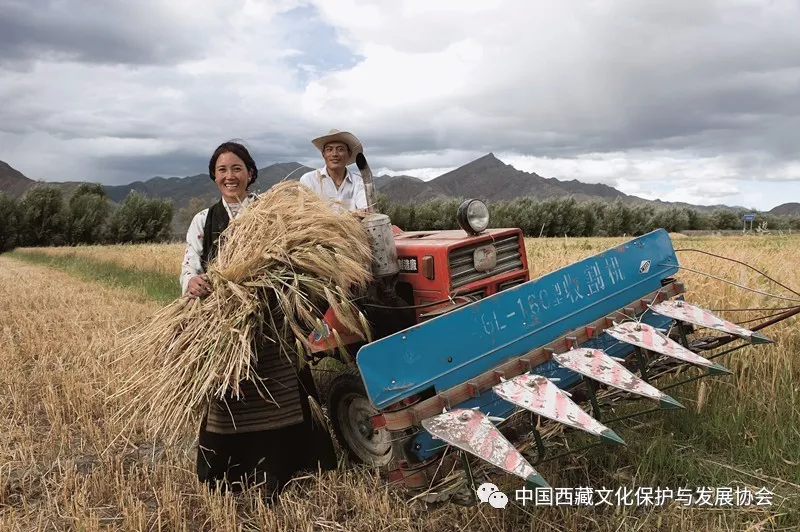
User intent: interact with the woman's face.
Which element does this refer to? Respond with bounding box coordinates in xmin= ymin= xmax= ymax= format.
xmin=213 ymin=151 xmax=252 ymax=202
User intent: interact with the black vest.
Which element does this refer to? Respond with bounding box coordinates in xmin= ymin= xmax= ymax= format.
xmin=200 ymin=199 xmax=230 ymax=272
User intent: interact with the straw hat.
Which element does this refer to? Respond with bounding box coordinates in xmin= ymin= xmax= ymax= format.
xmin=311 ymin=129 xmax=363 ymax=166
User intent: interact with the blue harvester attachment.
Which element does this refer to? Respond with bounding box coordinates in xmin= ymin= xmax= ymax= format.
xmin=354 ymin=229 xmax=756 ymax=487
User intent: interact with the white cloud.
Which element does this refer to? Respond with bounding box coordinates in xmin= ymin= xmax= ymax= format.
xmin=306 ymin=1 xmax=800 ymax=163
xmin=657 ymin=182 xmax=741 ymax=205
xmin=497 ymin=151 xmax=800 ymax=209
xmin=1 ymin=0 xmax=799 ymax=211
xmin=0 ymin=1 xmax=310 ymax=182
xmin=372 ymin=166 xmax=456 ymax=181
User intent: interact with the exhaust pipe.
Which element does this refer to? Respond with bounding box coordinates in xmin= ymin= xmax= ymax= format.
xmin=356 ymin=152 xmax=376 ymax=214
xmin=355 ymin=152 xmax=398 ymax=277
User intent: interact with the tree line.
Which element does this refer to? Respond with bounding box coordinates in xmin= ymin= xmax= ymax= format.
xmin=374 ymin=194 xmax=800 ymax=237
xmin=0 ymin=184 xmax=173 ymax=252
xmin=2 ymin=185 xmax=796 ymax=254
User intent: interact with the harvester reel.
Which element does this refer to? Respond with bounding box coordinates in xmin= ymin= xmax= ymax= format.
xmin=327 ymin=366 xmax=393 ymax=467
xmin=320 ymin=229 xmax=796 ymax=494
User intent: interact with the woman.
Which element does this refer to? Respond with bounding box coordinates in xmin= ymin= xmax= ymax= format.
xmin=180 ymin=141 xmax=338 ymax=498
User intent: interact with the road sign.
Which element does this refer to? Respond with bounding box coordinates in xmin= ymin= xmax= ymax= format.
xmin=742 ymin=213 xmax=756 ymax=222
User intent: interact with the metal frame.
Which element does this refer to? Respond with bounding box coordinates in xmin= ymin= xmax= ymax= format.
xmin=372 ymin=282 xmax=685 ymax=433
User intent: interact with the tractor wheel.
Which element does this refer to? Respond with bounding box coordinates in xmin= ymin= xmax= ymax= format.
xmin=327 ymin=366 xmax=394 ymax=468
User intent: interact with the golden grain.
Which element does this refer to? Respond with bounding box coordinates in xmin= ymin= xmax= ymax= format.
xmin=2 ymin=233 xmax=798 ymax=530
xmin=22 ymin=242 xmax=185 ymax=277
xmin=104 ymin=182 xmax=374 ymax=446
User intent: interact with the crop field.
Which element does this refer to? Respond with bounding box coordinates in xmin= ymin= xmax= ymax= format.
xmin=2 ymin=234 xmax=799 ymax=531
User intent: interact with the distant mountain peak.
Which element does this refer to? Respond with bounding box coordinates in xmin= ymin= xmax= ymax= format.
xmin=454 ymin=152 xmax=509 ymax=173
xmin=0 ymin=156 xmax=776 ymax=219
xmin=0 ymin=159 xmax=36 ymax=197
xmin=769 ymin=202 xmax=800 ymax=215
xmin=474 ymin=152 xmax=502 ymax=163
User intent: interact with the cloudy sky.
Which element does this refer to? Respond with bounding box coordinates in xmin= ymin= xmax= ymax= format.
xmin=1 ymin=0 xmax=799 ymax=210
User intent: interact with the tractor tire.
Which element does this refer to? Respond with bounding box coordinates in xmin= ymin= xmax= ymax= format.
xmin=327 ymin=365 xmax=394 ymax=468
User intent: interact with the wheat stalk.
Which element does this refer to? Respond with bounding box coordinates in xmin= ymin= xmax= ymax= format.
xmin=105 ymin=182 xmax=374 ymax=444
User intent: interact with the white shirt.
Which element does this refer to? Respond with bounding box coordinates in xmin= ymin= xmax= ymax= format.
xmin=180 ymin=193 xmax=257 ymax=296
xmin=298 ymin=167 xmax=367 ymax=212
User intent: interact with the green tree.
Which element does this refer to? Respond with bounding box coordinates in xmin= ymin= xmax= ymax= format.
xmin=599 ymin=199 xmax=627 ymax=236
xmin=626 ymin=204 xmax=653 ymax=235
xmin=648 ymin=207 xmax=690 ymax=234
xmin=433 ymin=198 xmax=463 ymax=230
xmin=414 ymin=199 xmax=442 ymax=230
xmin=556 ymin=197 xmax=584 ymax=236
xmin=405 ymin=203 xmax=417 ymax=230
xmin=487 ymin=199 xmax=516 ymax=230
xmin=19 ymin=185 xmax=66 ymax=246
xmin=759 ymin=213 xmax=788 ymax=231
xmin=391 ymin=203 xmax=412 ymax=230
xmin=178 ymin=196 xmax=211 ymax=230
xmin=67 ymin=183 xmax=111 ymax=244
xmin=711 ymin=209 xmax=741 ymax=230
xmin=374 ymin=192 xmax=392 ymax=216
xmin=686 ymin=208 xmax=712 ymax=230
xmin=0 ymin=193 xmax=21 ymax=252
xmin=575 ymin=201 xmax=601 ymax=237
xmin=515 ymin=197 xmax=540 ymax=236
xmin=108 ymin=191 xmax=174 ymax=243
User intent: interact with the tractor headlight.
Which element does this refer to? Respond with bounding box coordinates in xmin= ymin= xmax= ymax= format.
xmin=457 ymin=199 xmax=490 ymax=235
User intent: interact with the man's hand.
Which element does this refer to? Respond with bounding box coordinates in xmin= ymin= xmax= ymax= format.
xmin=187 ymin=274 xmax=211 ymax=299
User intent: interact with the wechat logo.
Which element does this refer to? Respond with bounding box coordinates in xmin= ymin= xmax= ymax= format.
xmin=476 ymin=482 xmax=509 ymax=509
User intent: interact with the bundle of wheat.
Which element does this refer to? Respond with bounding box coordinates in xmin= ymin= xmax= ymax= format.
xmin=106 ymin=181 xmax=374 ymax=443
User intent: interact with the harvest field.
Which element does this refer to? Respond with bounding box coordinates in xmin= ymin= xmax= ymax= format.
xmin=2 ymin=234 xmax=800 ymax=531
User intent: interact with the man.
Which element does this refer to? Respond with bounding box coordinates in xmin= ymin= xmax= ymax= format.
xmin=299 ymin=129 xmax=368 ymax=213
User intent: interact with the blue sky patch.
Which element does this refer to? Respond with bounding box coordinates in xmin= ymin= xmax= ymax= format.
xmin=275 ymin=4 xmax=363 ymax=87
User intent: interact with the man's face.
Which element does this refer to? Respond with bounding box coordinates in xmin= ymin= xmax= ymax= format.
xmin=323 ymin=141 xmax=350 ymax=171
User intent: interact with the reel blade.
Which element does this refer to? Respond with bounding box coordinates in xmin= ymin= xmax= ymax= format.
xmin=607 ymin=321 xmax=731 ymax=375
xmin=493 ymin=374 xmax=625 ymax=445
xmin=421 ymin=408 xmax=549 ymax=487
xmin=649 ymin=300 xmax=774 ymax=344
xmin=553 ymin=348 xmax=684 ymax=409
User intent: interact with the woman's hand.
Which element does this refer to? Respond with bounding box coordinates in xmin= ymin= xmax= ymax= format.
xmin=187 ymin=274 xmax=212 ymax=299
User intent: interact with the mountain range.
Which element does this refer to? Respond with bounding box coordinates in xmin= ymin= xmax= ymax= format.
xmin=2 ymin=154 xmax=797 ymax=228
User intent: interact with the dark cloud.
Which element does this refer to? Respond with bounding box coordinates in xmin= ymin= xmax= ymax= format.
xmin=302 ymin=0 xmax=800 ymax=171
xmin=90 ymin=131 xmax=322 ymax=186
xmin=0 ymin=0 xmax=204 ymax=66
xmin=94 ymin=151 xmax=210 ymax=185
xmin=2 ymin=0 xmax=800 ymax=212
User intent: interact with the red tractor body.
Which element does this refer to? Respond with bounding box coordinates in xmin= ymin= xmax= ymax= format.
xmin=392 ymin=228 xmax=530 ymax=321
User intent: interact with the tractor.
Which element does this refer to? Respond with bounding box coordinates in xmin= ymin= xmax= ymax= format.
xmin=304 ymin=153 xmax=796 ymax=499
